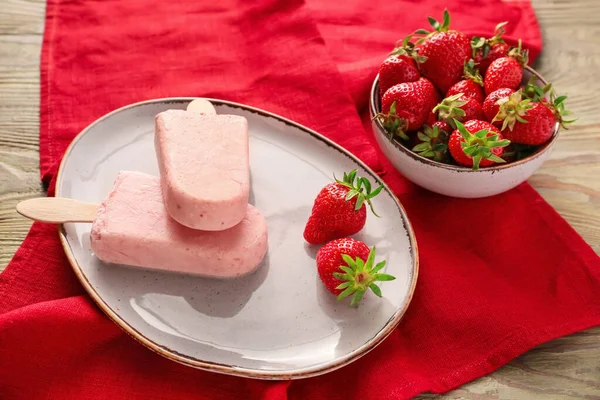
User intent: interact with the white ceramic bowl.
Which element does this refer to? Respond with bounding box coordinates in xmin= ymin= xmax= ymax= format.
xmin=370 ymin=67 xmax=560 ymax=198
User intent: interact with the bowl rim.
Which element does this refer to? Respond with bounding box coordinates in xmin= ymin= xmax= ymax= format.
xmin=369 ymin=66 xmax=560 ymax=172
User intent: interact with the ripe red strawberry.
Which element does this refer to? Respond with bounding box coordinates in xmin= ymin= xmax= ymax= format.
xmin=484 ymin=40 xmax=529 ymax=95
xmin=446 ymin=59 xmax=485 ymax=103
xmin=430 ymin=119 xmax=451 ymax=133
xmin=426 ymin=110 xmax=437 ymax=125
xmin=501 ymin=102 xmax=556 ymax=145
xmin=448 ymin=119 xmax=510 ymax=169
xmin=483 ymin=88 xmax=515 ymax=122
xmin=447 ymin=80 xmax=484 ymax=104
xmin=316 ymin=238 xmax=395 ymax=307
xmin=379 ymin=55 xmax=420 ymax=96
xmin=471 ymin=22 xmax=510 ymax=74
xmin=377 ymin=77 xmax=439 ymax=137
xmin=433 ymin=93 xmax=484 ymax=129
xmin=414 ymin=10 xmax=471 ymax=93
xmin=476 ymin=42 xmax=510 ymax=74
xmin=304 ymin=170 xmax=383 ymax=245
xmin=378 ymin=35 xmax=424 ymax=96
xmin=494 ymin=89 xmax=574 ymax=145
xmin=412 ymin=124 xmax=450 ymax=162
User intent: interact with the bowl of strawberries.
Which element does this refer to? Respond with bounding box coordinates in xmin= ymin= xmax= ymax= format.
xmin=370 ymin=10 xmax=573 ymax=198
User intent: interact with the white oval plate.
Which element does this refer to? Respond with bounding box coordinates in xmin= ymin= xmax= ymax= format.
xmin=56 ymin=98 xmax=418 ymax=379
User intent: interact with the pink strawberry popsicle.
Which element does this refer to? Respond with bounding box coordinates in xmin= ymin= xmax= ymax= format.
xmin=90 ymin=171 xmax=268 ymax=277
xmin=154 ymin=110 xmax=250 ymax=231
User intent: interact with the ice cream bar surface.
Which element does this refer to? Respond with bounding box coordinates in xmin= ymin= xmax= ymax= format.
xmin=155 ymin=110 xmax=250 ymax=231
xmin=90 ymin=171 xmax=268 ymax=277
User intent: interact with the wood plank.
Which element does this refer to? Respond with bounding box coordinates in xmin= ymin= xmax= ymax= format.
xmin=0 ymin=0 xmax=46 ymax=266
xmin=0 ymin=0 xmax=45 ymax=35
xmin=0 ymin=32 xmax=43 ymax=269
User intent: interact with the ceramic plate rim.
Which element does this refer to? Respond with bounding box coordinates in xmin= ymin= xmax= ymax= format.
xmin=55 ymin=97 xmax=419 ymax=380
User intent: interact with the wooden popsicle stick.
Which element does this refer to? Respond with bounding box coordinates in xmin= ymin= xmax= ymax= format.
xmin=16 ymin=198 xmax=99 ymax=223
xmin=186 ymin=98 xmax=217 ymax=115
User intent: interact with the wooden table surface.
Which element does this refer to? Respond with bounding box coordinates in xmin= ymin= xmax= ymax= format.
xmin=1 ymin=0 xmax=599 ymax=397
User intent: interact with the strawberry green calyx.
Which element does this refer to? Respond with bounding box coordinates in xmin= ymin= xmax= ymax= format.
xmin=412 ymin=125 xmax=449 ymax=162
xmin=550 ymin=93 xmax=577 ymax=129
xmin=433 ymin=93 xmax=468 ymax=129
xmin=333 ymin=246 xmax=395 ymax=308
xmin=522 ymin=76 xmax=577 ymax=128
xmin=464 ymin=59 xmax=483 ymax=86
xmin=390 ymin=35 xmax=427 ymax=64
xmin=471 ymin=21 xmax=507 ymax=58
xmin=492 ymin=21 xmax=508 ymax=43
xmin=493 ymin=90 xmax=533 ymax=131
xmin=522 ymin=75 xmax=552 ymax=102
xmin=374 ymin=101 xmax=409 ymax=140
xmin=507 ymin=39 xmax=529 ymax=67
xmin=454 ymin=119 xmax=510 ymax=170
xmin=414 ymin=9 xmax=451 ymax=43
xmin=334 ymin=169 xmax=384 ymax=217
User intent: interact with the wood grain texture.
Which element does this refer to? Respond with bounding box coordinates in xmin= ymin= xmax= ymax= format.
xmin=0 ymin=0 xmax=45 ymax=268
xmin=0 ymin=0 xmax=598 ymax=397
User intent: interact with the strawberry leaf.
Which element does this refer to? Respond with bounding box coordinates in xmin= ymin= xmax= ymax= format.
xmin=355 ymin=257 xmax=365 ymax=271
xmin=442 ymin=9 xmax=450 ymax=30
xmin=417 ymin=131 xmax=430 ymax=142
xmin=488 ymin=139 xmax=510 ymax=148
xmin=369 ymin=283 xmax=382 ymax=298
xmin=471 ymin=37 xmax=485 ymax=48
xmin=374 ymin=273 xmax=396 ymax=281
xmin=350 ymin=290 xmax=366 ymax=307
xmin=345 ymin=189 xmax=359 ymax=201
xmin=372 ymin=260 xmax=387 ymax=274
xmin=455 ymin=120 xmax=471 ymax=141
xmin=362 ymin=177 xmax=371 ymax=193
xmin=366 ymin=246 xmax=377 ymax=268
xmin=348 ymin=169 xmax=357 ymax=184
xmin=487 ymin=154 xmax=506 ymax=163
xmin=432 ymin=143 xmax=447 ymax=152
xmin=428 ymin=16 xmax=439 ymax=30
xmin=339 ymin=265 xmax=354 ymax=275
xmin=355 ymin=196 xmax=365 ymax=211
xmin=472 ymin=155 xmax=482 ymax=170
xmin=337 ymin=286 xmax=355 ymax=301
xmin=368 ymin=185 xmax=383 ymax=199
xmin=495 ymin=21 xmax=507 ymax=35
xmin=413 ymin=142 xmax=431 ymax=152
xmin=475 ymin=129 xmax=489 ymax=139
xmin=332 ymin=272 xmax=346 ymax=280
xmin=462 ymin=145 xmax=478 ymax=155
xmin=336 ymin=281 xmax=353 ymax=290
xmin=341 ymin=254 xmax=356 ymax=267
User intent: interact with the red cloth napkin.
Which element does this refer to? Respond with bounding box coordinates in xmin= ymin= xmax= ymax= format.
xmin=1 ymin=0 xmax=599 ymax=399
